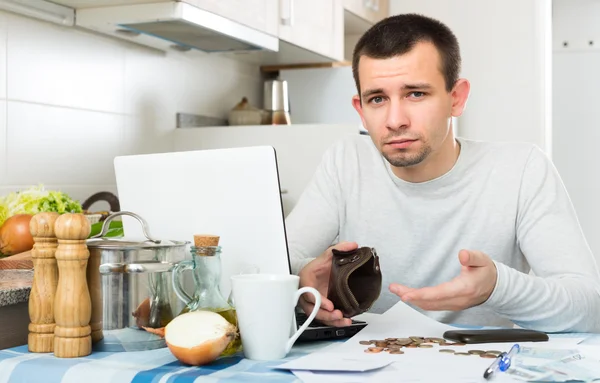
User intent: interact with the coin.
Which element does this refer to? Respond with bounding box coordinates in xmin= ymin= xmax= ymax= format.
xmin=406 ymin=344 xmax=418 ymax=348
xmin=486 ymin=351 xmax=503 ymax=356
xmin=468 ymin=350 xmax=485 ymax=355
xmin=375 ymin=342 xmax=388 ymax=348
xmin=480 ymin=353 xmax=499 ymax=359
xmin=447 ymin=342 xmax=466 ymax=346
xmin=396 ymin=338 xmax=413 ymax=346
xmin=359 ymin=341 xmax=372 ymax=345
xmin=454 ymin=352 xmax=471 ymax=356
xmin=430 ymin=337 xmax=446 ymax=343
xmin=439 ymin=349 xmax=456 ymax=354
xmin=385 ymin=338 xmax=398 ymax=342
xmin=389 ymin=350 xmax=404 ymax=354
xmin=418 ymin=344 xmax=434 ymax=348
xmin=365 ymin=347 xmax=384 ymax=353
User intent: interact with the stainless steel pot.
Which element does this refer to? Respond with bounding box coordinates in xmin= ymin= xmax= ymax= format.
xmin=87 ymin=211 xmax=189 ymax=352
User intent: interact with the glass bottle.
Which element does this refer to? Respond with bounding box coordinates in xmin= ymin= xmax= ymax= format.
xmin=172 ymin=245 xmax=242 ymax=356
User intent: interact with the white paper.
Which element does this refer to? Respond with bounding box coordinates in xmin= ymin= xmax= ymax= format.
xmin=275 ymin=352 xmax=392 ymax=372
xmin=289 ymin=302 xmax=589 ymax=383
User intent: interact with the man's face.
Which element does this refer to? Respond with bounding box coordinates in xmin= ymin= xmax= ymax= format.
xmin=352 ymin=42 xmax=465 ymax=168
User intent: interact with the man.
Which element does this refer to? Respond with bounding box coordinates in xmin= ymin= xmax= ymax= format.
xmin=285 ymin=13 xmax=600 ymax=333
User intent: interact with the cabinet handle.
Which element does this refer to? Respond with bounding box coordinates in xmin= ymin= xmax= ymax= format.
xmin=281 ymin=0 xmax=294 ymax=26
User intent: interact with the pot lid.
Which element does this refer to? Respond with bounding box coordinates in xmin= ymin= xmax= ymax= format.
xmin=88 ymin=211 xmax=189 ymax=250
xmin=87 ymin=238 xmax=188 ymax=250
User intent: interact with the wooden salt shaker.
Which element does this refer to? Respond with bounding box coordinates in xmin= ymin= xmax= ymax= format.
xmin=53 ymin=213 xmax=92 ymax=358
xmin=28 ymin=212 xmax=60 ymax=353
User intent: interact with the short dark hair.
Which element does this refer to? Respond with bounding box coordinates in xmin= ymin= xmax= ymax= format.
xmin=352 ymin=13 xmax=461 ymax=97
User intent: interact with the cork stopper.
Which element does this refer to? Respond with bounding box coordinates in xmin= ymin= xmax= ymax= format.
xmin=193 ymin=234 xmax=220 ymax=247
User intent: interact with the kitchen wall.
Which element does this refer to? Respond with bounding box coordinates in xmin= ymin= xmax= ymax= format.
xmin=0 ymin=10 xmax=263 ymax=208
xmin=552 ymin=0 xmax=600 ymax=263
xmin=390 ymin=0 xmax=553 ymax=155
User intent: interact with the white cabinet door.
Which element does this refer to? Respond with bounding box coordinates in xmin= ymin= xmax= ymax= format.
xmin=278 ymin=0 xmax=344 ymax=61
xmin=184 ymin=0 xmax=278 ymax=36
xmin=344 ymin=0 xmax=389 ymax=25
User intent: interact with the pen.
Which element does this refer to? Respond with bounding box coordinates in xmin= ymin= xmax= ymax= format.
xmin=483 ymin=344 xmax=520 ymax=380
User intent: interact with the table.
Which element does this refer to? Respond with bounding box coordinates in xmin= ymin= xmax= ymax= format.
xmin=0 ymin=338 xmax=338 ymax=383
xmin=2 ymin=310 xmax=596 ymax=383
xmin=0 ymin=311 xmax=376 ymax=383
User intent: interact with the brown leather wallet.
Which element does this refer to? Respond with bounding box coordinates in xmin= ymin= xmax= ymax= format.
xmin=327 ymin=247 xmax=382 ymax=318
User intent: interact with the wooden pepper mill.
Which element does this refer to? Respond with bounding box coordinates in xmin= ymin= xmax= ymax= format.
xmin=87 ymin=244 xmax=103 ymax=344
xmin=28 ymin=212 xmax=60 ymax=353
xmin=53 ymin=213 xmax=92 ymax=358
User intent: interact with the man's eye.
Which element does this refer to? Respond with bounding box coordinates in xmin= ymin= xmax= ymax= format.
xmin=369 ymin=96 xmax=384 ymax=104
xmin=409 ymin=91 xmax=426 ymax=98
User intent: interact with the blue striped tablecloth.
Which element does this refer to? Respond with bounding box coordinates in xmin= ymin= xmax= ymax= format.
xmin=0 ymin=340 xmax=337 ymax=383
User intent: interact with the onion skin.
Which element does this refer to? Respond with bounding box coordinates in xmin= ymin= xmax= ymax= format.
xmin=142 ymin=326 xmax=165 ymax=338
xmin=167 ymin=333 xmax=235 ymax=366
xmin=0 ymin=214 xmax=34 ymax=256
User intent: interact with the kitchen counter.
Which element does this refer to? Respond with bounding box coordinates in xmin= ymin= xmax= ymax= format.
xmin=0 ymin=269 xmax=33 ymax=307
xmin=0 ymin=270 xmax=32 ymax=350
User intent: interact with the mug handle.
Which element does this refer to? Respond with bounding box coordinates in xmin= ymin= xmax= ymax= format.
xmin=172 ymin=260 xmax=194 ymax=305
xmin=285 ymin=287 xmax=322 ymax=353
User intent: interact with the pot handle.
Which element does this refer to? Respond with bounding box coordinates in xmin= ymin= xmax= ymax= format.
xmin=172 ymin=260 xmax=194 ymax=305
xmin=99 ymin=262 xmax=175 ymax=274
xmin=90 ymin=211 xmax=161 ymax=244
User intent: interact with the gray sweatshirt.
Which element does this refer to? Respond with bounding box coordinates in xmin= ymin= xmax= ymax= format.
xmin=285 ymin=134 xmax=600 ymax=333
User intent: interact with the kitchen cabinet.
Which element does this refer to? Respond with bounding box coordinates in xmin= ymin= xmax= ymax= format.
xmin=278 ymin=0 xmax=344 ymax=62
xmin=186 ymin=0 xmax=277 ymax=36
xmin=343 ymin=0 xmax=389 ymax=25
xmin=15 ymin=0 xmax=346 ymax=65
xmin=49 ymin=0 xmax=278 ymax=36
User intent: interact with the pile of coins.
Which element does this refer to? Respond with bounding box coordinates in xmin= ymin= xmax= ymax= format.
xmin=359 ymin=336 xmax=503 ymax=359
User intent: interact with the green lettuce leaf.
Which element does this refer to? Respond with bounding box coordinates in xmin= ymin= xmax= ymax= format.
xmin=0 ymin=185 xmax=83 ymax=227
xmin=88 ymin=221 xmax=124 ymax=239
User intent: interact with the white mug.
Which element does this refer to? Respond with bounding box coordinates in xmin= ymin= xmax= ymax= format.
xmin=230 ymin=274 xmax=321 ymax=361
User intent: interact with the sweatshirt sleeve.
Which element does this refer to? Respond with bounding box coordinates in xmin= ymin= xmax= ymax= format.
xmin=285 ymin=142 xmax=344 ymax=275
xmin=481 ymin=146 xmax=600 ymax=333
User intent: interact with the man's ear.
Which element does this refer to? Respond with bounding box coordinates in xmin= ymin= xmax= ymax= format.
xmin=352 ymin=94 xmax=369 ymax=130
xmin=450 ymin=78 xmax=470 ymax=117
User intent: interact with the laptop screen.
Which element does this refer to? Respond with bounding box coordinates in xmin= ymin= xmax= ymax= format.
xmin=113 ymin=145 xmax=292 ymax=298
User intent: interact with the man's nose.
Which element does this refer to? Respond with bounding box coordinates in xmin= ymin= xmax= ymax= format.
xmin=385 ymin=99 xmax=410 ymax=130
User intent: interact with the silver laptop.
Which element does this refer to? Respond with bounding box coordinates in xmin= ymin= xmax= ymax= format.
xmin=113 ymin=145 xmax=367 ymax=341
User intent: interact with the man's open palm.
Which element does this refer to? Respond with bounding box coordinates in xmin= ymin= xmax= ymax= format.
xmin=389 ymin=250 xmax=497 ymax=311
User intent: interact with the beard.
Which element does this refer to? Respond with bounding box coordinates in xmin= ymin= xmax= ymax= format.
xmin=382 ymin=144 xmax=431 ymax=167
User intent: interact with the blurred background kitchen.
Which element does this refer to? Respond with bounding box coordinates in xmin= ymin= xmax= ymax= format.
xmin=0 ymin=0 xmax=596 ymax=260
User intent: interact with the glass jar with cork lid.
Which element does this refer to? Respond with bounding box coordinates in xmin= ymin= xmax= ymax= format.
xmin=171 ymin=234 xmax=241 ymax=356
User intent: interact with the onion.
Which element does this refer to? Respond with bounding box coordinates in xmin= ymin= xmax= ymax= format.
xmin=0 ymin=214 xmax=34 ymax=256
xmin=162 ymin=311 xmax=236 ymax=366
xmin=132 ymin=297 xmax=151 ymax=328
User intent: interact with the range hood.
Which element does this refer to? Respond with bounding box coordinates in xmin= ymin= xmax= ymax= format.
xmin=75 ymin=1 xmax=279 ymax=54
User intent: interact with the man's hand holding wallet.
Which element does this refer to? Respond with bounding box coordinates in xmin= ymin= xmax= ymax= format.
xmin=298 ymin=241 xmax=383 ymax=327
xmin=298 ymin=241 xmax=498 ymax=327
